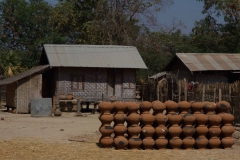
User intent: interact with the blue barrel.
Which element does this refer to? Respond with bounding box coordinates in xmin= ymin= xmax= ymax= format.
xmin=30 ymin=98 xmax=52 ymax=117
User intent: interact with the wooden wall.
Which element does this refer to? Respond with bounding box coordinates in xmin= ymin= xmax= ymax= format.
xmin=17 ymin=74 xmax=42 ymax=113
xmin=6 ymin=82 xmax=17 ymax=108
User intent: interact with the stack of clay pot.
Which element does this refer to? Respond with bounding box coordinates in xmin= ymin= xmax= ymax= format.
xmin=98 ymin=100 xmax=235 ymax=150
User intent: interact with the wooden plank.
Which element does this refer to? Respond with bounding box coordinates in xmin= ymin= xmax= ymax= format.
xmin=219 ymin=88 xmax=222 ymax=102
xmin=213 ymin=88 xmax=216 ymax=103
xmin=178 ymin=80 xmax=181 ymax=102
xmin=184 ymin=78 xmax=187 ymax=101
xmin=202 ymin=85 xmax=205 ymax=102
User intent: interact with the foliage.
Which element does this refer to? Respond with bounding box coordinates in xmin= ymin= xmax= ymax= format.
xmin=0 ymin=50 xmax=26 ymax=77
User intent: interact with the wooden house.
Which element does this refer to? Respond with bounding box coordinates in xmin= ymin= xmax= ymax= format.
xmin=0 ymin=45 xmax=147 ymax=113
xmin=162 ymin=53 xmax=240 ymax=83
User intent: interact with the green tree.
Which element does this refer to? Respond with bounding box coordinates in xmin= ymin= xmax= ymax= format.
xmin=0 ymin=50 xmax=25 ymax=77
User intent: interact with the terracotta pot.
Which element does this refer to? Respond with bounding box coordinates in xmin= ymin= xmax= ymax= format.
xmin=209 ymin=126 xmax=221 ymax=137
xmin=98 ymin=102 xmax=114 ymax=114
xmin=114 ymin=136 xmax=128 ymax=150
xmin=114 ymin=113 xmax=127 ymax=124
xmin=221 ymin=137 xmax=234 ymax=149
xmin=99 ymin=113 xmax=114 ymax=125
xmin=182 ymin=113 xmax=196 ymax=126
xmin=216 ymin=101 xmax=230 ymax=115
xmin=141 ymin=113 xmax=155 ymax=126
xmin=208 ymin=137 xmax=221 ymax=149
xmin=155 ymin=113 xmax=168 ymax=126
xmin=209 ymin=114 xmax=222 ymax=126
xmin=100 ymin=136 xmax=113 ymax=148
xmin=165 ymin=100 xmax=178 ymax=116
xmin=168 ymin=125 xmax=182 ymax=138
xmin=140 ymin=101 xmax=152 ymax=113
xmin=203 ymin=101 xmax=216 ymax=115
xmin=127 ymin=113 xmax=141 ymax=126
xmin=168 ymin=114 xmax=182 ymax=126
xmin=152 ymin=101 xmax=166 ymax=114
xmin=99 ymin=125 xmax=114 ymax=137
xmin=141 ymin=125 xmax=155 ymax=138
xmin=155 ymin=126 xmax=168 ymax=138
xmin=66 ymin=93 xmax=73 ymax=100
xmin=182 ymin=137 xmax=195 ymax=150
xmin=195 ymin=137 xmax=208 ymax=149
xmin=196 ymin=114 xmax=208 ymax=126
xmin=155 ymin=138 xmax=168 ymax=150
xmin=114 ymin=124 xmax=127 ymax=136
xmin=127 ymin=102 xmax=140 ymax=113
xmin=142 ymin=137 xmax=155 ymax=150
xmin=114 ymin=101 xmax=127 ymax=114
xmin=221 ymin=125 xmax=235 ymax=137
xmin=59 ymin=93 xmax=66 ymax=100
xmin=178 ymin=101 xmax=191 ymax=116
xmin=128 ymin=125 xmax=141 ymax=137
xmin=191 ymin=101 xmax=204 ymax=116
xmin=128 ymin=137 xmax=142 ymax=150
xmin=169 ymin=138 xmax=183 ymax=150
xmin=221 ymin=113 xmax=234 ymax=125
xmin=182 ymin=126 xmax=195 ymax=137
xmin=196 ymin=125 xmax=208 ymax=137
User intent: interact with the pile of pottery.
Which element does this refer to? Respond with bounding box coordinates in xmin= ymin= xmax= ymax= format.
xmin=98 ymin=100 xmax=235 ymax=150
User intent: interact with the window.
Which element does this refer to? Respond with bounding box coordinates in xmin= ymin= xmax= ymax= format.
xmin=71 ymin=75 xmax=84 ymax=90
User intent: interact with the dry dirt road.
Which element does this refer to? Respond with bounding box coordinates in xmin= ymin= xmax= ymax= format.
xmin=0 ymin=109 xmax=240 ymax=160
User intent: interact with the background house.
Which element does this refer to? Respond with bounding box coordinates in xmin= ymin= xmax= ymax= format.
xmin=0 ymin=44 xmax=147 ymax=113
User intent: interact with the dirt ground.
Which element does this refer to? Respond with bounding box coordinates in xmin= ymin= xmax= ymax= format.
xmin=0 ymin=108 xmax=240 ymax=160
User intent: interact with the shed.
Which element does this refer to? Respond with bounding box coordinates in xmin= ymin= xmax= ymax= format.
xmin=162 ymin=53 xmax=240 ymax=83
xmin=0 ymin=44 xmax=147 ymax=113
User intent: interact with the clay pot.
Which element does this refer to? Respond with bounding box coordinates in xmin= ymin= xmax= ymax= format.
xmin=114 ymin=136 xmax=128 ymax=150
xmin=221 ymin=125 xmax=235 ymax=137
xmin=155 ymin=126 xmax=168 ymax=138
xmin=168 ymin=114 xmax=182 ymax=126
xmin=142 ymin=137 xmax=155 ymax=150
xmin=196 ymin=114 xmax=208 ymax=126
xmin=127 ymin=102 xmax=140 ymax=113
xmin=216 ymin=101 xmax=230 ymax=115
xmin=178 ymin=101 xmax=191 ymax=116
xmin=169 ymin=138 xmax=183 ymax=150
xmin=127 ymin=113 xmax=141 ymax=126
xmin=114 ymin=124 xmax=127 ymax=136
xmin=114 ymin=101 xmax=127 ymax=114
xmin=209 ymin=114 xmax=222 ymax=126
xmin=155 ymin=138 xmax=168 ymax=150
xmin=209 ymin=137 xmax=221 ymax=149
xmin=98 ymin=102 xmax=114 ymax=114
xmin=195 ymin=137 xmax=208 ymax=149
xmin=221 ymin=113 xmax=234 ymax=125
xmin=191 ymin=101 xmax=204 ymax=116
xmin=183 ymin=137 xmax=195 ymax=150
xmin=152 ymin=101 xmax=166 ymax=114
xmin=165 ymin=100 xmax=178 ymax=116
xmin=221 ymin=137 xmax=235 ymax=149
xmin=203 ymin=101 xmax=216 ymax=115
xmin=99 ymin=113 xmax=114 ymax=125
xmin=128 ymin=137 xmax=142 ymax=150
xmin=141 ymin=113 xmax=155 ymax=126
xmin=99 ymin=125 xmax=114 ymax=137
xmin=141 ymin=125 xmax=155 ymax=138
xmin=59 ymin=93 xmax=66 ymax=100
xmin=182 ymin=113 xmax=196 ymax=126
xmin=155 ymin=114 xmax=168 ymax=126
xmin=66 ymin=93 xmax=73 ymax=100
xmin=168 ymin=116 xmax=182 ymax=138
xmin=128 ymin=125 xmax=141 ymax=137
xmin=100 ymin=136 xmax=113 ymax=148
xmin=182 ymin=126 xmax=195 ymax=137
xmin=114 ymin=113 xmax=127 ymax=124
xmin=196 ymin=126 xmax=208 ymax=137
xmin=209 ymin=126 xmax=221 ymax=138
xmin=140 ymin=101 xmax=152 ymax=113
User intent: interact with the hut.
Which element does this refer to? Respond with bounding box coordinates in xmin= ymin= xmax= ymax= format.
xmin=162 ymin=53 xmax=240 ymax=83
xmin=0 ymin=44 xmax=147 ymax=113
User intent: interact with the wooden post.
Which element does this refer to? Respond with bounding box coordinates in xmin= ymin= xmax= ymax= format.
xmin=76 ymin=99 xmax=83 ymax=116
xmin=202 ymin=85 xmax=205 ymax=102
xmin=213 ymin=88 xmax=216 ymax=103
xmin=184 ymin=78 xmax=187 ymax=101
xmin=229 ymin=84 xmax=231 ymax=102
xmin=178 ymin=80 xmax=181 ymax=102
xmin=219 ymin=89 xmax=222 ymax=102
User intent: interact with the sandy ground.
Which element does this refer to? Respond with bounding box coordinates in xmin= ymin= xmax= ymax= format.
xmin=0 ymin=108 xmax=240 ymax=160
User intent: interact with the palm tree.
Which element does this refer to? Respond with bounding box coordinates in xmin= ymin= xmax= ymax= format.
xmin=0 ymin=51 xmax=25 ymax=78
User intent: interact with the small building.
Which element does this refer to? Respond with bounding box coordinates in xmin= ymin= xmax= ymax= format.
xmin=162 ymin=53 xmax=240 ymax=83
xmin=0 ymin=45 xmax=147 ymax=113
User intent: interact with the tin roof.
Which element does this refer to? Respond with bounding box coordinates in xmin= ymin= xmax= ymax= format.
xmin=0 ymin=65 xmax=50 ymax=86
xmin=169 ymin=53 xmax=240 ymax=72
xmin=42 ymin=44 xmax=147 ymax=69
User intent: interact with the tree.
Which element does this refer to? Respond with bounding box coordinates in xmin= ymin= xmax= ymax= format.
xmin=0 ymin=50 xmax=25 ymax=77
xmin=0 ymin=0 xmax=66 ymax=68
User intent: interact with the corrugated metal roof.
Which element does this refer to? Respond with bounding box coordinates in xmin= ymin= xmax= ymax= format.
xmin=43 ymin=44 xmax=147 ymax=69
xmin=150 ymin=72 xmax=168 ymax=79
xmin=176 ymin=53 xmax=240 ymax=71
xmin=0 ymin=65 xmax=50 ymax=86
